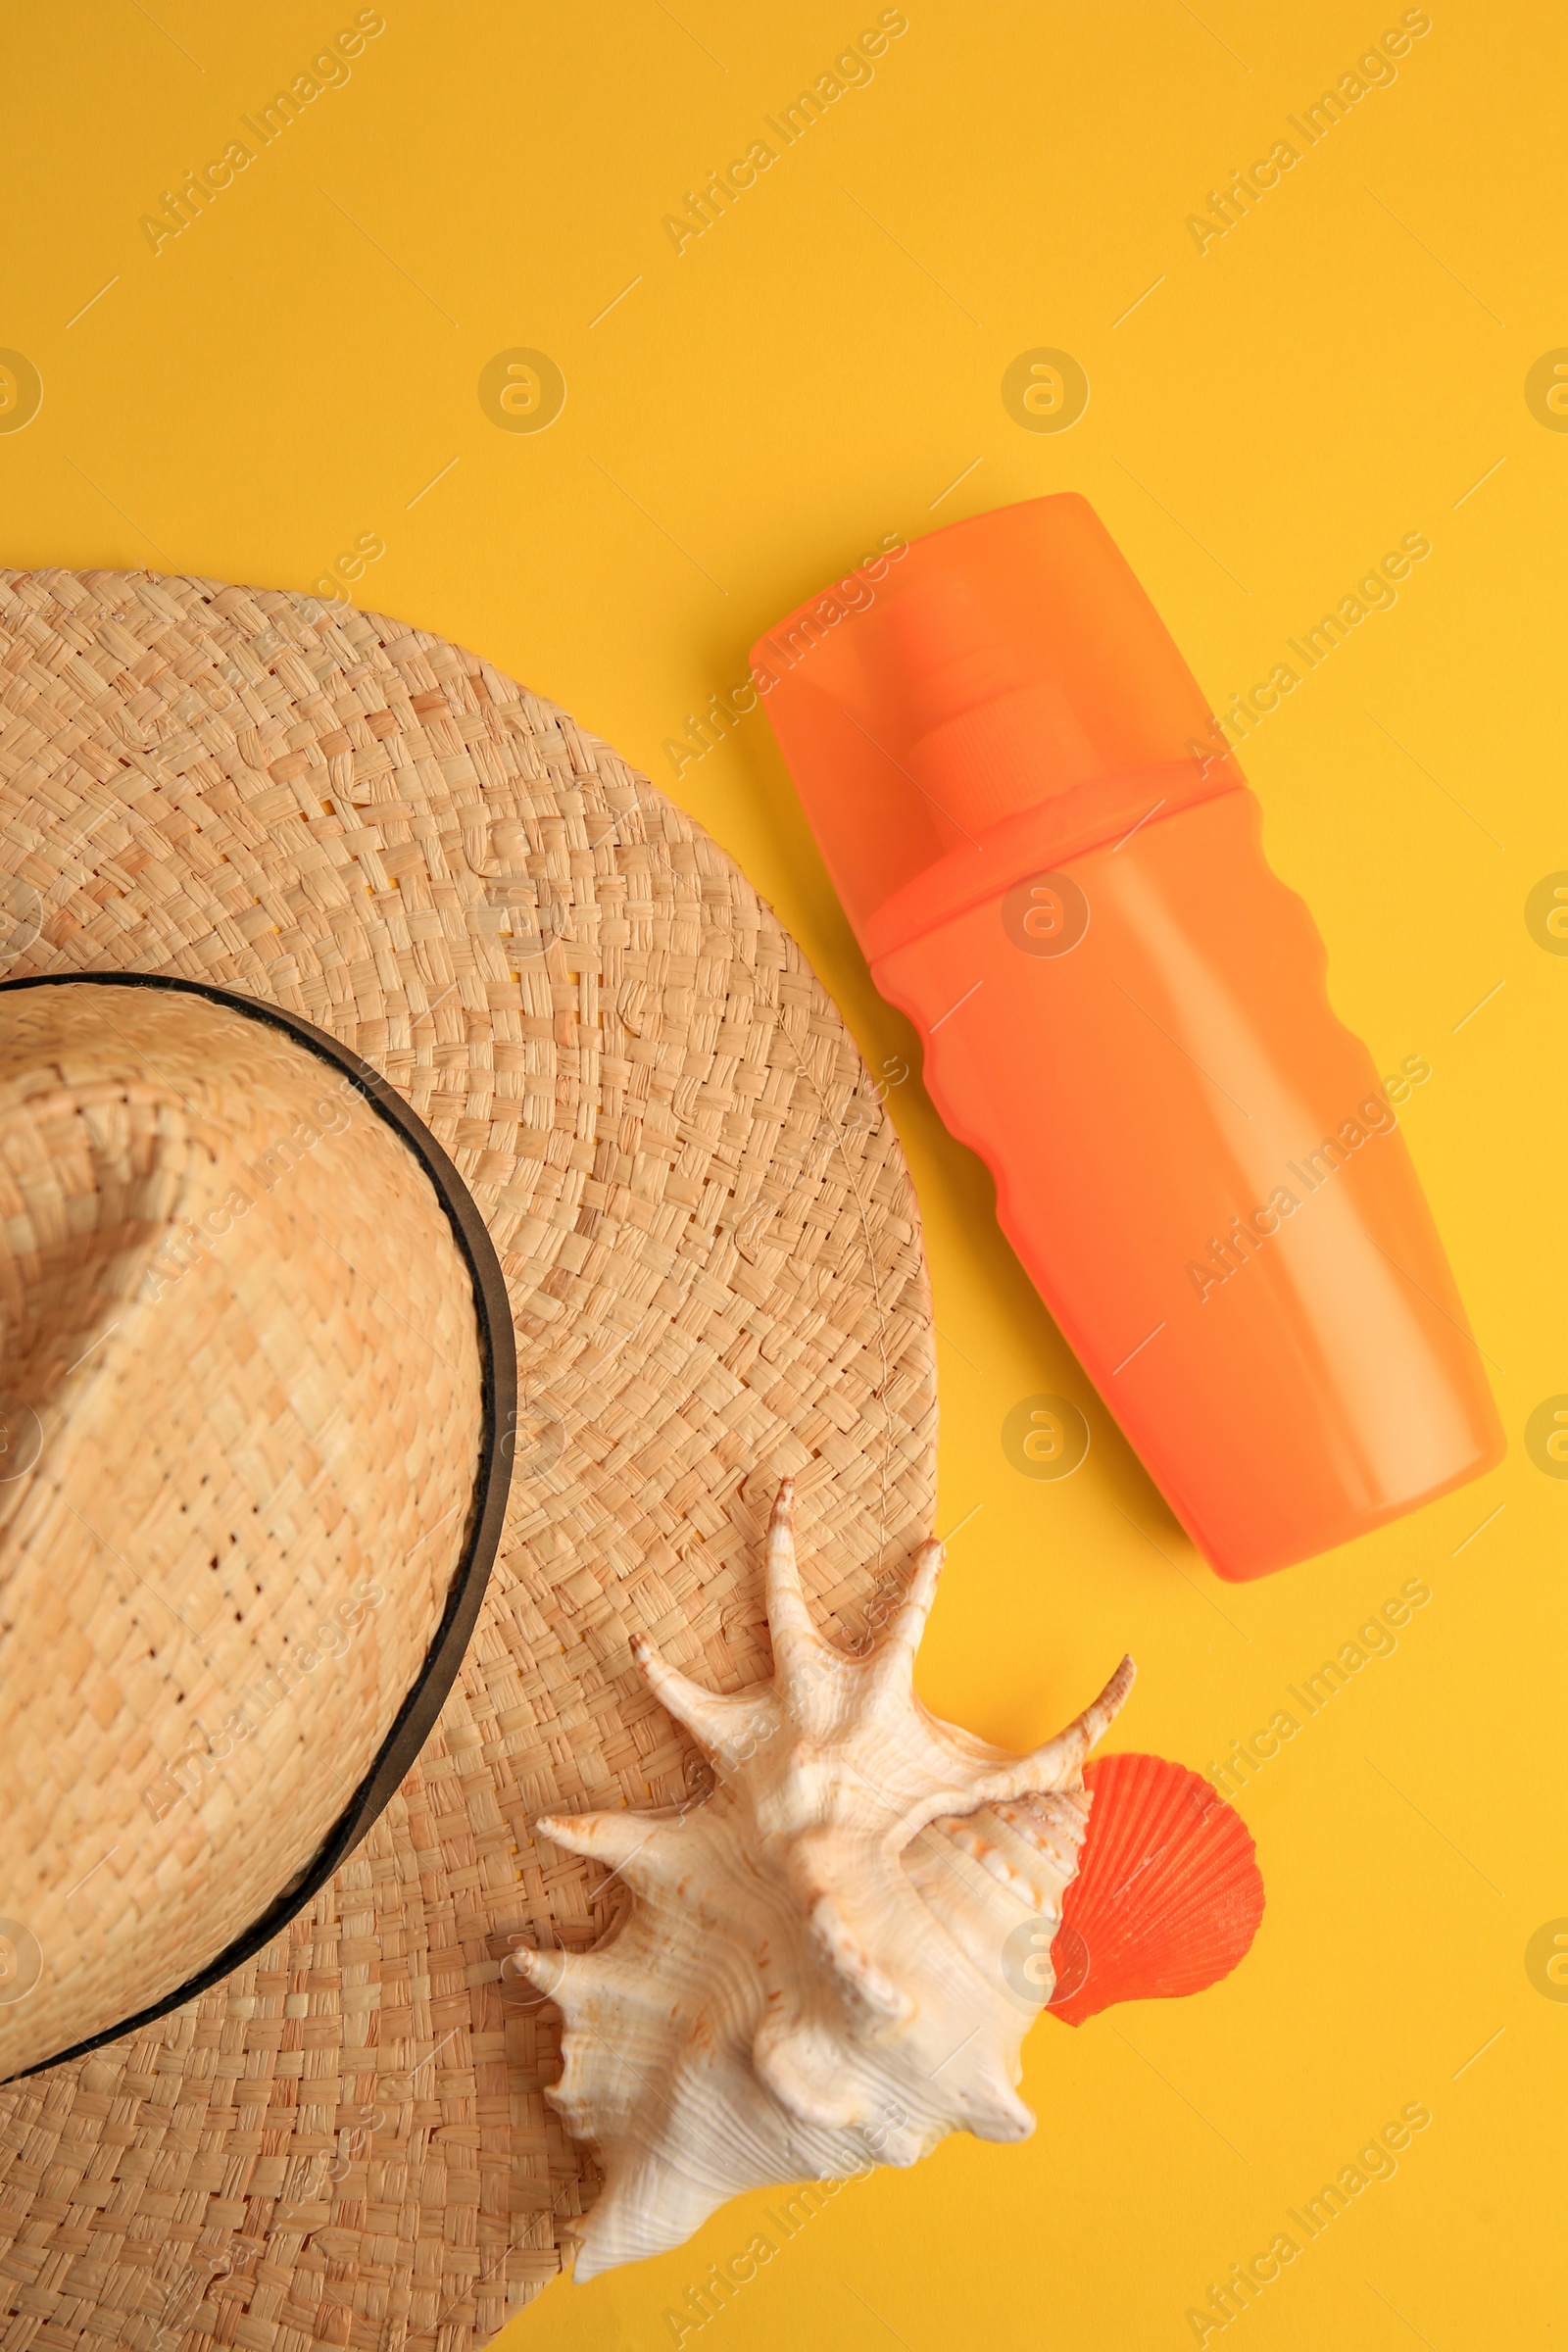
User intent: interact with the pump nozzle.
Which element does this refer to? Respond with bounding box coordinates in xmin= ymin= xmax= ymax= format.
xmin=886 ymin=574 xmax=1102 ymax=831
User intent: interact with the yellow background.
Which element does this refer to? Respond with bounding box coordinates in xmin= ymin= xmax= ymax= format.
xmin=4 ymin=1 xmax=1564 ymax=2342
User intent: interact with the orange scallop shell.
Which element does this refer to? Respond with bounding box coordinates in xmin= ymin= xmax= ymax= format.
xmin=1047 ymin=1752 xmax=1263 ymax=2026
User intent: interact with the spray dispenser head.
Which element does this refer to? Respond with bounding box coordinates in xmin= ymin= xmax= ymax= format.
xmin=889 ymin=573 xmax=1103 ymax=830
xmin=753 ymin=494 xmax=1240 ymax=959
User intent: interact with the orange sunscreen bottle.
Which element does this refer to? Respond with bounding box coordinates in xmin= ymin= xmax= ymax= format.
xmin=753 ymin=494 xmax=1503 ymax=1580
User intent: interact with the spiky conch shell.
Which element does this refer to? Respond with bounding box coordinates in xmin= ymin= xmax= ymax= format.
xmin=505 ymin=1479 xmax=1137 ymax=2278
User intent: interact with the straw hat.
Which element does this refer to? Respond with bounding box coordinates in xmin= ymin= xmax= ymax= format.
xmin=0 ymin=970 xmax=514 ymax=2082
xmin=0 ymin=566 xmax=936 ymax=2348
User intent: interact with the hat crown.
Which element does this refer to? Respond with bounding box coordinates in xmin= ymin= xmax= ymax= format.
xmin=0 ymin=983 xmax=487 ymax=2077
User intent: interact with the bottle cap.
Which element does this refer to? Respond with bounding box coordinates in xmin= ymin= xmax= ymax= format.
xmin=752 ymin=495 xmax=1242 ymax=962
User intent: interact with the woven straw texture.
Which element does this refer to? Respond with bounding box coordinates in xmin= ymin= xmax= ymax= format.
xmin=0 ymin=567 xmax=937 ymax=2351
xmin=0 ymin=984 xmax=484 ymax=2078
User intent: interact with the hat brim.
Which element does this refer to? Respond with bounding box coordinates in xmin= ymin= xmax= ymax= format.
xmin=0 ymin=568 xmax=936 ymax=2348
